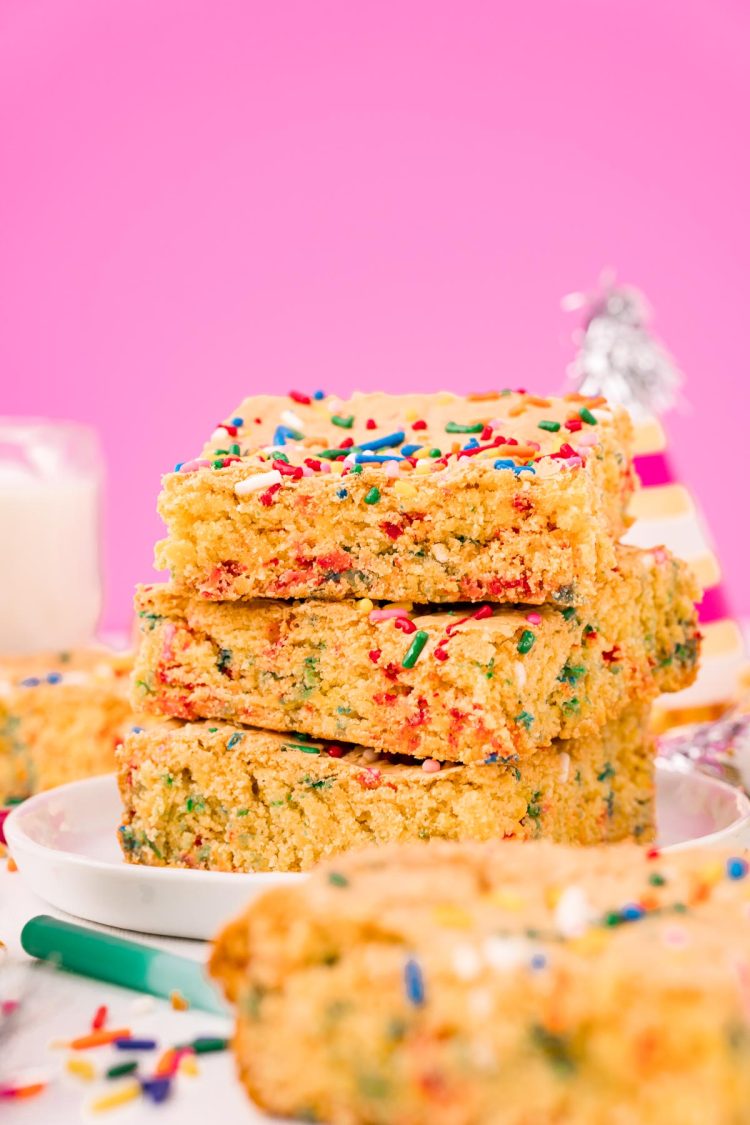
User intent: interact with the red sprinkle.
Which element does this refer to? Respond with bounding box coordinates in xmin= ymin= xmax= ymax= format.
xmin=91 ymin=1005 xmax=108 ymax=1031
xmin=646 ymin=846 xmax=661 ymax=860
xmin=381 ymin=521 xmax=404 ymax=540
xmin=394 ymin=617 xmax=417 ymax=635
xmin=260 ymin=483 xmax=282 ymax=506
xmin=272 ymin=460 xmax=304 ymax=479
xmin=412 ymin=420 xmax=427 ymax=431
xmin=365 ymin=418 xmax=377 ymax=430
xmin=565 ymin=418 xmax=583 ymax=432
xmin=216 ymin=423 xmax=238 ymax=437
xmin=304 ymin=457 xmax=322 ymax=471
xmin=289 ymin=390 xmax=311 ymax=404
xmin=326 ymin=745 xmax=344 ymax=758
xmin=434 ymin=648 xmax=449 ymax=662
xmin=472 ymin=605 xmax=493 ymax=621
xmin=480 ymin=425 xmax=493 ymax=441
xmin=368 ymin=649 xmax=381 ymax=663
xmin=340 ymin=437 xmax=355 ymax=449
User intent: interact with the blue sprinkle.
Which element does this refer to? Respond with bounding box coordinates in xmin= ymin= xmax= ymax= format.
xmin=46 ymin=672 xmax=62 ymax=684
xmin=401 ymin=444 xmax=422 ymax=456
xmin=226 ymin=732 xmax=245 ymax=750
xmin=313 ymin=390 xmax=325 ymax=400
xmin=530 ymin=954 xmax=547 ymax=970
xmin=231 ymin=416 xmax=244 ymax=426
xmin=115 ymin=1037 xmax=157 ymax=1051
xmin=620 ymin=903 xmax=645 ymax=922
xmin=174 ymin=462 xmax=184 ymax=472
xmin=272 ymin=425 xmax=287 ymax=446
xmin=336 ymin=488 xmax=349 ymax=499
xmin=484 ymin=753 xmax=499 ymax=764
xmin=404 ymin=958 xmax=425 ymax=1006
xmin=355 ymin=454 xmax=404 ymax=464
xmin=141 ymin=1077 xmax=172 ymax=1104
xmin=21 ymin=677 xmax=40 ymax=687
xmin=462 ymin=438 xmax=480 ymax=450
xmin=493 ymin=459 xmax=536 ymax=475
xmin=727 ymin=857 xmax=748 ymax=880
xmin=356 ymin=430 xmax=405 ymax=453
xmin=131 ymin=726 xmax=144 ymax=734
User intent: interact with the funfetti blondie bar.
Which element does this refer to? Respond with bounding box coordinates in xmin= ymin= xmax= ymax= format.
xmin=133 ymin=545 xmax=699 ymax=764
xmin=156 ymin=391 xmax=636 ymax=605
xmin=211 ymin=838 xmax=750 ymax=1124
xmin=117 ymin=707 xmax=654 ymax=873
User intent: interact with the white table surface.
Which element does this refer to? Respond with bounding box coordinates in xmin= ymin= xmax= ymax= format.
xmin=0 ymin=867 xmax=263 ymax=1124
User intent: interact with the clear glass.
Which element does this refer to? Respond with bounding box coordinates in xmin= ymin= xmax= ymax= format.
xmin=0 ymin=419 xmax=103 ymax=653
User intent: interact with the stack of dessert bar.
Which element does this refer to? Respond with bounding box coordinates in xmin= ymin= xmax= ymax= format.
xmin=119 ymin=391 xmax=700 ymax=871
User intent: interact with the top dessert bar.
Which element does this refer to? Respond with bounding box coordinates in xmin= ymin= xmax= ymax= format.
xmin=156 ymin=391 xmax=636 ymax=605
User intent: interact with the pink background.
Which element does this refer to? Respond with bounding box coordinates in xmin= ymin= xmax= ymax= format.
xmin=1 ymin=0 xmax=748 ymax=630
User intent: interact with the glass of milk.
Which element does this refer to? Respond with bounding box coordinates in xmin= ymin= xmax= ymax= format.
xmin=0 ymin=419 xmax=103 ymax=653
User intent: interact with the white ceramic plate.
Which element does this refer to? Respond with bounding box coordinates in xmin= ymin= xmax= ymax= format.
xmin=7 ymin=763 xmax=750 ymax=940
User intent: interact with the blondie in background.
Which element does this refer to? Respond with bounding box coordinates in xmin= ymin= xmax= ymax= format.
xmin=1 ymin=0 xmax=748 ymax=629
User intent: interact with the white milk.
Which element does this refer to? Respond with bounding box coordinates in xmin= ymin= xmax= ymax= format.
xmin=0 ymin=421 xmax=103 ymax=652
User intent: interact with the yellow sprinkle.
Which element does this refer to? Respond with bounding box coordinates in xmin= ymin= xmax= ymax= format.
xmin=404 ymin=409 xmax=419 ymax=422
xmin=568 ymin=929 xmax=611 ymax=956
xmin=487 ymin=888 xmax=524 ymax=911
xmin=433 ymin=904 xmax=472 ymax=929
xmin=66 ymin=1056 xmax=96 ymax=1081
xmin=436 ymin=392 xmax=456 ymax=405
xmin=414 ymin=446 xmax=431 ymax=459
xmin=697 ymin=861 xmax=724 ymax=887
xmin=357 ymin=598 xmax=374 ymax=613
xmin=384 ymin=602 xmax=413 ymax=612
xmin=90 ymin=1080 xmax=141 ymax=1113
xmin=170 ymin=989 xmax=190 ymax=1011
xmin=329 ymin=462 xmax=344 ymax=476
xmin=414 ymin=460 xmax=432 ymax=475
xmin=393 ymin=480 xmax=417 ymax=499
xmin=179 ymin=1054 xmax=200 ymax=1077
xmin=544 ymin=886 xmax=562 ymax=910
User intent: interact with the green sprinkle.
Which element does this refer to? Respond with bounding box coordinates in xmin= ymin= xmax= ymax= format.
xmin=318 ymin=447 xmax=350 ymax=459
xmin=217 ymin=648 xmax=232 ymax=673
xmin=163 ymin=774 xmax=173 ymax=787
xmin=603 ymin=911 xmax=622 ymax=927
xmin=364 ymin=487 xmax=381 ymax=505
xmin=190 ymin=1037 xmax=230 ymax=1055
xmin=579 ymin=407 xmax=597 ymax=425
xmin=560 ymin=607 xmax=578 ymax=622
xmin=331 ymin=414 xmax=354 ymax=428
xmin=350 ymin=464 xmax=363 ymax=474
xmin=236 ymin=809 xmax=249 ymax=817
xmin=229 ymin=443 xmax=241 ymax=456
xmin=597 ymin=762 xmax=616 ymax=782
xmin=185 ymin=796 xmax=204 ymax=813
xmin=273 ymin=451 xmax=290 ymax=463
xmin=329 ymin=871 xmax=349 ymax=887
xmin=106 ymin=1061 xmax=138 ymax=1079
xmin=537 ymin=420 xmax=561 ymax=432
xmin=648 ymin=872 xmax=666 ymax=886
xmin=517 ymin=629 xmax=536 ymax=654
xmin=444 ymin=421 xmax=484 ymax=434
xmin=212 ymin=459 xmax=226 ymax=469
xmin=285 ymin=743 xmax=321 ymax=754
xmin=516 ymin=710 xmax=534 ymax=730
xmin=402 ymin=630 xmax=429 ymax=669
xmin=428 ymin=448 xmax=442 ymax=457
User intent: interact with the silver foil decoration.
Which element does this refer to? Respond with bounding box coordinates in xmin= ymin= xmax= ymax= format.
xmin=659 ymin=712 xmax=750 ymax=793
xmin=563 ymin=272 xmax=683 ymax=422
